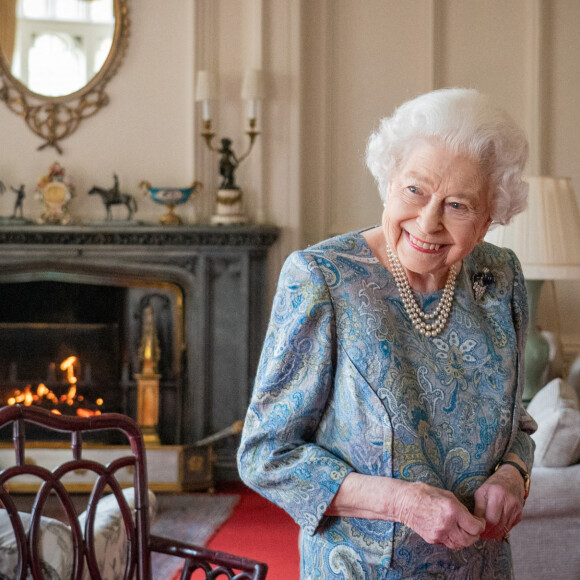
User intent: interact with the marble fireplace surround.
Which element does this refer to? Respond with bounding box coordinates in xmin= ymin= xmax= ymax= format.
xmin=0 ymin=224 xmax=278 ymax=480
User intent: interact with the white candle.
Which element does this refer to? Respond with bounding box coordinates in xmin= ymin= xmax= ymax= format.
xmin=202 ymin=100 xmax=211 ymax=121
xmin=196 ymin=70 xmax=216 ymax=121
xmin=242 ymin=69 xmax=264 ymax=120
xmin=247 ymin=99 xmax=257 ymax=120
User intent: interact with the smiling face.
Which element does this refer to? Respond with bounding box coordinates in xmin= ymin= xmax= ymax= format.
xmin=382 ymin=140 xmax=492 ymax=291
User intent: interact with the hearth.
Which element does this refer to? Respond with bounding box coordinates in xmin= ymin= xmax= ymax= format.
xmin=0 ymin=277 xmax=182 ymax=444
xmin=0 ymin=224 xmax=278 ymax=479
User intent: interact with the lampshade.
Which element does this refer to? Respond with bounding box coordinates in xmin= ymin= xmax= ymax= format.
xmin=195 ymin=70 xmax=217 ymax=101
xmin=241 ymin=69 xmax=264 ymax=101
xmin=485 ymin=176 xmax=580 ymax=280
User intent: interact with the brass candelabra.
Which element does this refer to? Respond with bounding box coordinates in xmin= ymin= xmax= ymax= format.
xmin=196 ymin=69 xmax=263 ymax=224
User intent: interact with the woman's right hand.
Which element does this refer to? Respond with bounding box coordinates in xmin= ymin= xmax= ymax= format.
xmin=397 ymin=481 xmax=486 ymax=550
xmin=327 ymin=473 xmax=485 ymax=550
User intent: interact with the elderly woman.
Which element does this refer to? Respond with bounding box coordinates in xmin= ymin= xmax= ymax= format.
xmin=238 ymin=88 xmax=536 ymax=579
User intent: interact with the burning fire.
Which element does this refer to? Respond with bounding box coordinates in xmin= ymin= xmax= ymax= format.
xmin=6 ymin=356 xmax=103 ymax=417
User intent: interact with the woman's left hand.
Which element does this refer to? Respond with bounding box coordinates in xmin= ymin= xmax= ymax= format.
xmin=473 ymin=463 xmax=526 ymax=540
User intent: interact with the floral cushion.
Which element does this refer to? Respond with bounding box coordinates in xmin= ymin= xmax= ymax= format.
xmin=0 ymin=510 xmax=73 ymax=580
xmin=0 ymin=487 xmax=157 ymax=580
xmin=78 ymin=487 xmax=157 ymax=580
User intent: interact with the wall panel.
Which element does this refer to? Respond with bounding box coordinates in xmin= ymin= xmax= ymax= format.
xmin=437 ymin=0 xmax=529 ymax=129
xmin=329 ymin=0 xmax=434 ymax=235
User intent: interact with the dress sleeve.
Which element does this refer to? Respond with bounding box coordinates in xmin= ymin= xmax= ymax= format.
xmin=237 ymin=250 xmax=354 ymax=535
xmin=505 ymin=248 xmax=537 ymax=472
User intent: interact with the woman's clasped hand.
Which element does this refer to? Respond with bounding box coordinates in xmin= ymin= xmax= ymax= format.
xmin=474 ymin=460 xmax=528 ymax=541
xmin=398 ymin=482 xmax=486 ymax=550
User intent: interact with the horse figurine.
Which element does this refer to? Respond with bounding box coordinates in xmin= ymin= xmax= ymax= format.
xmin=88 ymin=174 xmax=137 ymax=221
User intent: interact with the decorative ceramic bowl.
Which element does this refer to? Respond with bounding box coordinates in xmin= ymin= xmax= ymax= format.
xmin=140 ymin=181 xmax=202 ymax=225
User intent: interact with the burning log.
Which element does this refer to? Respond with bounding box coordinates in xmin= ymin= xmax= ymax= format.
xmin=4 ymin=356 xmax=103 ymax=417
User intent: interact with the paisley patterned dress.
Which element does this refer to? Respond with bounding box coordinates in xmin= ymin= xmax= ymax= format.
xmin=238 ymin=230 xmax=536 ymax=579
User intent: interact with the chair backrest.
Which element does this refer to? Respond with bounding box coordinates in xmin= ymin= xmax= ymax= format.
xmin=0 ymin=404 xmax=151 ymax=580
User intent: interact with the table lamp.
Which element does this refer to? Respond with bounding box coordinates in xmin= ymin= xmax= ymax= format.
xmin=485 ymin=176 xmax=580 ymax=404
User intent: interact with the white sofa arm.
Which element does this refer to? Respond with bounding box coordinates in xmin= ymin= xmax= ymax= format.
xmin=522 ymin=463 xmax=580 ymax=519
xmin=512 ymin=463 xmax=580 ymax=580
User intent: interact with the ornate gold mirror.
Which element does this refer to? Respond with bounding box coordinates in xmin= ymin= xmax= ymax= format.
xmin=0 ymin=0 xmax=129 ymax=153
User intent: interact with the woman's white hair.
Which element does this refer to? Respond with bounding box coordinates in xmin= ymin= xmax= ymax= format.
xmin=365 ymin=88 xmax=529 ymax=226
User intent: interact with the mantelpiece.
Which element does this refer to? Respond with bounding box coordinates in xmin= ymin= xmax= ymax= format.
xmin=0 ymin=224 xmax=278 ymax=247
xmin=0 ymin=224 xmax=279 ymax=480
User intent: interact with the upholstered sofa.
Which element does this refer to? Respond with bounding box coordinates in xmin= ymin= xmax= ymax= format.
xmin=511 ymin=464 xmax=580 ymax=579
xmin=510 ymin=346 xmax=580 ymax=580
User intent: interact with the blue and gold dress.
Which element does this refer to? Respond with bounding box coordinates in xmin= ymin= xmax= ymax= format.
xmin=238 ymin=230 xmax=536 ymax=579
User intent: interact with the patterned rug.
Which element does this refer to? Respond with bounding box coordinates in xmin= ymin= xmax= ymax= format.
xmin=151 ymin=493 xmax=239 ymax=579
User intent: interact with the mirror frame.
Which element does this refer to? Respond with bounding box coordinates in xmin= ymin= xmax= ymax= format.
xmin=0 ymin=0 xmax=130 ymax=154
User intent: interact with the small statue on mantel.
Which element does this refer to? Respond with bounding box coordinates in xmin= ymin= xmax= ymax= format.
xmin=88 ymin=174 xmax=138 ymax=222
xmin=0 ymin=181 xmax=32 ymax=224
xmin=11 ymin=185 xmax=25 ymax=219
xmin=210 ymin=138 xmax=247 ymax=225
xmin=218 ymin=138 xmax=239 ymax=190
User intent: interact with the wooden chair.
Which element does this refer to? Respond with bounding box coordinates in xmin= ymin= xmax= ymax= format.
xmin=0 ymin=404 xmax=268 ymax=580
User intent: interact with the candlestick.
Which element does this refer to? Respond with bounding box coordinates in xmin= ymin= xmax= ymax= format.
xmin=202 ymin=100 xmax=211 ymax=121
xmin=195 ymin=70 xmax=217 ymax=122
xmin=247 ymin=99 xmax=257 ymax=121
xmin=197 ymin=69 xmax=264 ymax=224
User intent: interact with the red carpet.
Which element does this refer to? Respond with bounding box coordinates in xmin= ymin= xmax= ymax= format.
xmin=170 ymin=483 xmax=300 ymax=580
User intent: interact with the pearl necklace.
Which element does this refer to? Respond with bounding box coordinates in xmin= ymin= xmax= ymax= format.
xmin=385 ymin=244 xmax=457 ymax=337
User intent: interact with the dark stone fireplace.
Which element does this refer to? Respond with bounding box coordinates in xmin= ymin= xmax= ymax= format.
xmin=0 ymin=224 xmax=278 ymax=479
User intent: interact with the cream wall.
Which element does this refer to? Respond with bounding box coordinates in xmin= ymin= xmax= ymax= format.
xmin=1 ymin=0 xmax=579 ymax=351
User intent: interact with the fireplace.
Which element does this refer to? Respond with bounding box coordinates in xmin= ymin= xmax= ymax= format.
xmin=0 ymin=224 xmax=278 ymax=479
xmin=0 ymin=278 xmax=182 ymax=443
